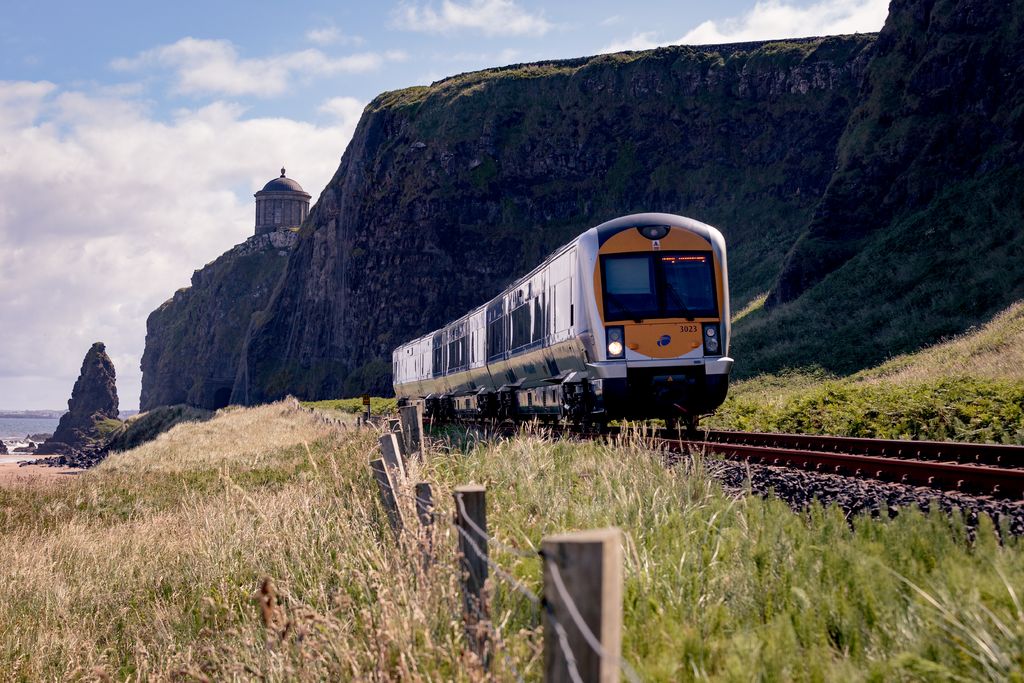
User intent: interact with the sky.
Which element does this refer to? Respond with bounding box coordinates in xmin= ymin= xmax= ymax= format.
xmin=0 ymin=0 xmax=890 ymax=411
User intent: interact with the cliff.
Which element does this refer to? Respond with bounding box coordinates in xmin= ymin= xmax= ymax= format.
xmin=736 ymin=0 xmax=1024 ymax=375
xmin=39 ymin=342 xmax=118 ymax=455
xmin=140 ymin=230 xmax=298 ymax=410
xmin=231 ymin=36 xmax=874 ymax=402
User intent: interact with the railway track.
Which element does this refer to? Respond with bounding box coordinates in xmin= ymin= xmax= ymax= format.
xmin=664 ymin=429 xmax=1024 ymax=500
xmin=431 ymin=418 xmax=1024 ymax=500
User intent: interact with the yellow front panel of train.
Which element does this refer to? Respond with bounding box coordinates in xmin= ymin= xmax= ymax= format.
xmin=594 ymin=226 xmax=724 ymax=360
xmin=624 ymin=321 xmax=703 ymax=359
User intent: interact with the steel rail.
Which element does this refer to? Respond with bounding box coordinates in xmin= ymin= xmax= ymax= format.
xmin=664 ymin=438 xmax=1024 ymax=499
xmin=700 ymin=430 xmax=1024 ymax=469
xmin=432 ymin=419 xmax=1024 ymax=499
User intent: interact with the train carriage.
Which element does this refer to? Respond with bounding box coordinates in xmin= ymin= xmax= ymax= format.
xmin=392 ymin=213 xmax=733 ymax=429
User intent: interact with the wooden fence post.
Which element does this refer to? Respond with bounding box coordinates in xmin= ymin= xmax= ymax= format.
xmin=379 ymin=433 xmax=407 ymax=479
xmin=453 ymin=485 xmax=490 ymax=665
xmin=370 ymin=458 xmax=403 ymax=539
xmin=400 ymin=404 xmax=424 ymax=460
xmin=541 ymin=528 xmax=623 ymax=683
xmin=415 ymin=482 xmax=434 ymax=569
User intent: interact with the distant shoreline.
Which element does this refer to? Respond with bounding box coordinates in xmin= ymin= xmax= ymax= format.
xmin=0 ymin=412 xmax=65 ymax=420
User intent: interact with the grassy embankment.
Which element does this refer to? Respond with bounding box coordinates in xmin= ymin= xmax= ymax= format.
xmin=711 ymin=301 xmax=1024 ymax=443
xmin=1 ymin=402 xmax=1022 ymax=680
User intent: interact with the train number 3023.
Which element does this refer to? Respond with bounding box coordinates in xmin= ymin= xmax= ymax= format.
xmin=678 ymin=324 xmax=698 ymax=333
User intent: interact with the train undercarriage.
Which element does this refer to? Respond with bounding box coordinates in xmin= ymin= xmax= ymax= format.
xmin=411 ymin=365 xmax=729 ymax=433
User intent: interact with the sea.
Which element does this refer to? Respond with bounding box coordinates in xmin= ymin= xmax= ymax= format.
xmin=0 ymin=416 xmax=62 ymax=460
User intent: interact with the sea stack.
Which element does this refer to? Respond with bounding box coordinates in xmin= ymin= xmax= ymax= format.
xmin=38 ymin=342 xmax=119 ymax=456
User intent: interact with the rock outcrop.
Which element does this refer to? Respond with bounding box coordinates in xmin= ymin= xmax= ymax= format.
xmin=39 ymin=343 xmax=119 ymax=456
xmin=0 ymin=441 xmax=7 ymax=455
xmin=140 ymin=229 xmax=298 ymax=411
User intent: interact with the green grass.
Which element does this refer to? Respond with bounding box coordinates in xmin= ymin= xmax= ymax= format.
xmin=302 ymin=396 xmax=398 ymax=416
xmin=709 ymin=375 xmax=1024 ymax=443
xmin=714 ymin=301 xmax=1024 ymax=443
xmin=3 ymin=403 xmax=1022 ymax=679
xmin=106 ymin=404 xmax=213 ymax=453
xmin=93 ymin=417 xmax=125 ymax=439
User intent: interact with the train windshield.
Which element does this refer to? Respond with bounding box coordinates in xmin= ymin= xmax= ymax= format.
xmin=602 ymin=252 xmax=716 ymax=320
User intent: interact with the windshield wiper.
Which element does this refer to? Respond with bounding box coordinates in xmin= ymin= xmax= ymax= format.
xmin=604 ymin=290 xmax=646 ymax=323
xmin=662 ymin=286 xmax=694 ymax=320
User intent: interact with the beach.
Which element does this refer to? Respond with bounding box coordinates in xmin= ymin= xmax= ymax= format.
xmin=0 ymin=455 xmax=79 ymax=485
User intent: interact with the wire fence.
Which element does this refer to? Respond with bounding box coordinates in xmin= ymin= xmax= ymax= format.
xmin=363 ymin=408 xmax=643 ymax=681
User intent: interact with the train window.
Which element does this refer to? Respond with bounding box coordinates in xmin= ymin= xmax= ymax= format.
xmin=532 ymin=295 xmax=545 ymax=343
xmin=602 ymin=255 xmax=658 ymax=320
xmin=511 ymin=303 xmax=531 ymax=350
xmin=432 ymin=333 xmax=443 ymax=377
xmin=659 ymin=254 xmax=716 ymax=317
xmin=602 ymin=252 xmax=717 ymax=320
xmin=487 ymin=316 xmax=506 ymax=359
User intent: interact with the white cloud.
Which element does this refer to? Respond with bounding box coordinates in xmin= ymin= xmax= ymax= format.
xmin=318 ymin=96 xmax=366 ymax=121
xmin=0 ymin=80 xmax=56 ymax=128
xmin=601 ymin=32 xmax=661 ymax=53
xmin=306 ymin=26 xmax=366 ymax=46
xmin=0 ymin=81 xmax=366 ymax=410
xmin=682 ymin=0 xmax=889 ymax=43
xmin=600 ymin=0 xmax=888 ymax=53
xmin=113 ymin=37 xmax=403 ymax=97
xmin=394 ymin=0 xmax=551 ymax=36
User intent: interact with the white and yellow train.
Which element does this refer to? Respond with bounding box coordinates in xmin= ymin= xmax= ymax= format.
xmin=392 ymin=213 xmax=733 ymax=429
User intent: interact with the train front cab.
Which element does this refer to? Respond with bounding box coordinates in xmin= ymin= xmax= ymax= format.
xmin=584 ymin=218 xmax=733 ymax=425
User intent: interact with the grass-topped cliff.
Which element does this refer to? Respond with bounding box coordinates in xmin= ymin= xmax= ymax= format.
xmin=3 ymin=402 xmax=1022 ymax=679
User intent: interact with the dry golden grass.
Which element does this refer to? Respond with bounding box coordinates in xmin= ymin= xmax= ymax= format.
xmin=0 ymin=402 xmax=472 ymax=680
xmin=2 ymin=403 xmax=1022 ymax=680
xmin=857 ymin=300 xmax=1024 ymax=385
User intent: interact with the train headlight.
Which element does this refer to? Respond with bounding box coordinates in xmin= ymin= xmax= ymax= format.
xmin=606 ymin=326 xmax=625 ymax=359
xmin=702 ymin=323 xmax=721 ymax=355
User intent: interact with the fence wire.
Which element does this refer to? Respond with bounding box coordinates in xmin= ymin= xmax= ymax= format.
xmin=375 ymin=444 xmax=645 ymax=682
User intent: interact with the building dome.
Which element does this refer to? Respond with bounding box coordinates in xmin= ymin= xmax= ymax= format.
xmin=254 ymin=167 xmax=311 ymax=236
xmin=260 ymin=175 xmax=306 ymax=193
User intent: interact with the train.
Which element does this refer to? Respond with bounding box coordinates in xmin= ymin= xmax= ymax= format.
xmin=391 ymin=213 xmax=733 ymax=430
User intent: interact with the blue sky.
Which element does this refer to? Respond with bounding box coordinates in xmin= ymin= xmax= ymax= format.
xmin=0 ymin=0 xmax=889 ymax=410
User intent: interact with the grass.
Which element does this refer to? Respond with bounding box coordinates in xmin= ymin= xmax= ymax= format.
xmin=712 ymin=301 xmax=1024 ymax=443
xmin=303 ymin=396 xmax=397 ymax=416
xmin=1 ymin=402 xmax=1023 ymax=679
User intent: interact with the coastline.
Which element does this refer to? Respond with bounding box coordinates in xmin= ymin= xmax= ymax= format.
xmin=0 ymin=455 xmax=80 ymax=485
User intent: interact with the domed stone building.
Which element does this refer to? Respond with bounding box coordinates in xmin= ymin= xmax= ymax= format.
xmin=254 ymin=168 xmax=311 ymax=235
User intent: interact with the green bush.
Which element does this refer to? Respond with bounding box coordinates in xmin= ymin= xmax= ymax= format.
xmin=709 ymin=376 xmax=1024 ymax=443
xmin=303 ymin=397 xmax=397 ymax=416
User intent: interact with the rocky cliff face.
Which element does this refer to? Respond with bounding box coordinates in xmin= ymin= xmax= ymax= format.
xmin=735 ymin=0 xmax=1024 ymax=375
xmin=39 ymin=342 xmax=118 ymax=455
xmin=140 ymin=230 xmax=297 ymax=410
xmin=230 ymin=36 xmax=874 ymax=402
xmin=770 ymin=0 xmax=1024 ymax=305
